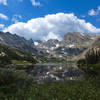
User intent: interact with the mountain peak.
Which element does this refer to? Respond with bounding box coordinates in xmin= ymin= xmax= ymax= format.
xmin=61 ymin=32 xmax=95 ymax=47
xmin=0 ymin=31 xmax=37 ymax=54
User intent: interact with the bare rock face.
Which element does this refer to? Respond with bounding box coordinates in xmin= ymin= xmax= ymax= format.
xmin=34 ymin=32 xmax=97 ymax=58
xmin=92 ymin=37 xmax=100 ymax=48
xmin=0 ymin=31 xmax=37 ymax=54
xmin=0 ymin=31 xmax=98 ymax=58
xmin=61 ymin=32 xmax=95 ymax=47
xmin=53 ymin=32 xmax=96 ymax=57
xmin=33 ymin=39 xmax=60 ymax=57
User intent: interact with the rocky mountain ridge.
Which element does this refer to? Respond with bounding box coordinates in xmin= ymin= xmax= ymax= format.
xmin=0 ymin=31 xmax=99 ymax=59
xmin=0 ymin=31 xmax=38 ymax=55
xmin=34 ymin=32 xmax=97 ymax=58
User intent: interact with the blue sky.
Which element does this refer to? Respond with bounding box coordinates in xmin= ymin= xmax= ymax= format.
xmin=0 ymin=0 xmax=100 ymax=40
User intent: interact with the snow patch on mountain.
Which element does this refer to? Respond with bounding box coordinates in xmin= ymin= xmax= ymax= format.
xmin=56 ymin=44 xmax=59 ymax=48
xmin=80 ymin=33 xmax=85 ymax=36
xmin=0 ymin=37 xmax=3 ymax=41
xmin=34 ymin=42 xmax=39 ymax=46
xmin=68 ymin=44 xmax=75 ymax=48
xmin=46 ymin=50 xmax=50 ymax=53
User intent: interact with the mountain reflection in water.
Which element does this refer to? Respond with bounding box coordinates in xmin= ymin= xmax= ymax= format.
xmin=30 ymin=62 xmax=84 ymax=83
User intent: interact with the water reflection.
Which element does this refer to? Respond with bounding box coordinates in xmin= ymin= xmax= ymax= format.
xmin=30 ymin=62 xmax=84 ymax=83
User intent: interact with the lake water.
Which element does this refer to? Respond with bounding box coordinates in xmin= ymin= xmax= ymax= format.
xmin=30 ymin=62 xmax=84 ymax=83
xmin=34 ymin=62 xmax=78 ymax=68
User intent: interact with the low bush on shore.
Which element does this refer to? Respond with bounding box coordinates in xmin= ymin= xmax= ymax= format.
xmin=0 ymin=67 xmax=100 ymax=100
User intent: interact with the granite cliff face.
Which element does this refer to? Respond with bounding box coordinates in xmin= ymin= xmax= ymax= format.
xmin=34 ymin=32 xmax=97 ymax=58
xmin=92 ymin=37 xmax=100 ymax=48
xmin=61 ymin=32 xmax=95 ymax=47
xmin=0 ymin=31 xmax=98 ymax=58
xmin=55 ymin=32 xmax=96 ymax=57
xmin=0 ymin=31 xmax=37 ymax=54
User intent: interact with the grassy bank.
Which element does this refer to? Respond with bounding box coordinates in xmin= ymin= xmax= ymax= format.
xmin=0 ymin=67 xmax=100 ymax=100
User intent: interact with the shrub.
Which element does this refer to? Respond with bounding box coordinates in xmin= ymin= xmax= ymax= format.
xmin=77 ymin=48 xmax=100 ymax=75
xmin=0 ymin=68 xmax=35 ymax=98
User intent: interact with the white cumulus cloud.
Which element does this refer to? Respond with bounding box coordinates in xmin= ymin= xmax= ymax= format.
xmin=30 ymin=0 xmax=41 ymax=6
xmin=0 ymin=24 xmax=4 ymax=29
xmin=4 ymin=13 xmax=100 ymax=40
xmin=88 ymin=6 xmax=100 ymax=16
xmin=0 ymin=13 xmax=8 ymax=20
xmin=88 ymin=9 xmax=97 ymax=16
xmin=12 ymin=14 xmax=22 ymax=23
xmin=0 ymin=0 xmax=7 ymax=5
